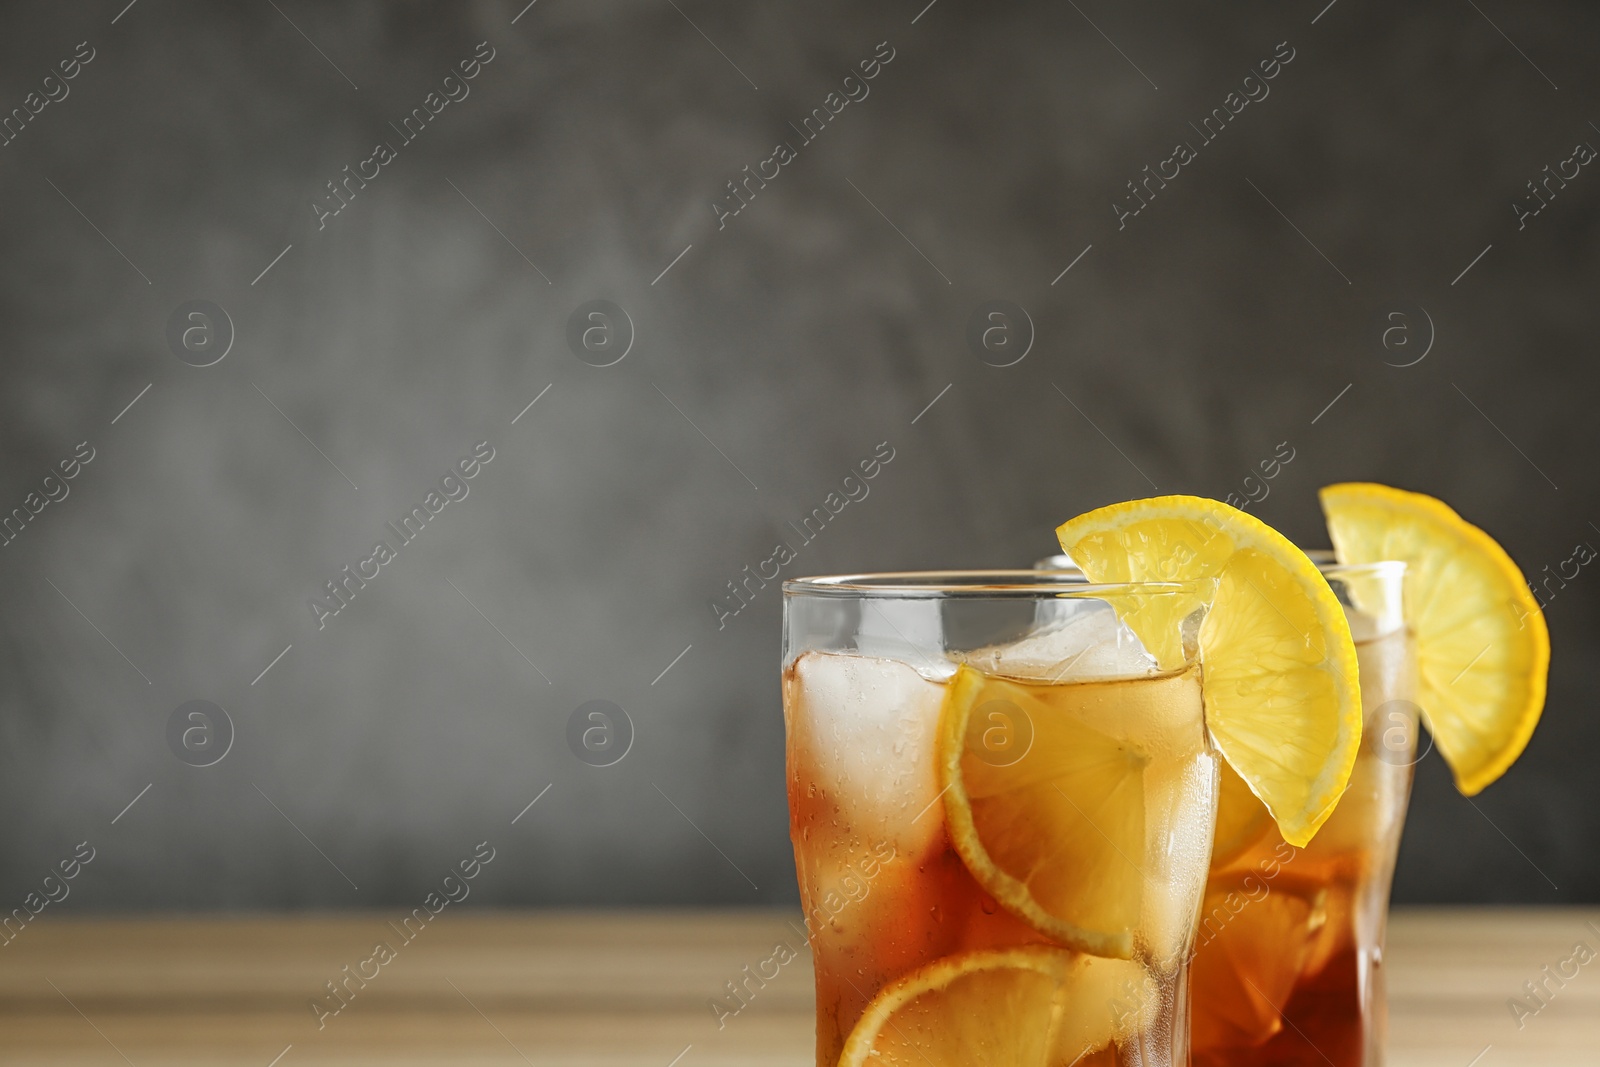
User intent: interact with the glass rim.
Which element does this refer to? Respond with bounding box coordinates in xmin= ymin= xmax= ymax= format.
xmin=783 ymin=570 xmax=1212 ymax=600
xmin=1299 ymin=549 xmax=1407 ymax=579
xmin=1034 ymin=551 xmax=1407 ymax=581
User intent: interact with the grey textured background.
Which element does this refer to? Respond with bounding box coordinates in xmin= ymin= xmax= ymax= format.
xmin=0 ymin=0 xmax=1594 ymax=912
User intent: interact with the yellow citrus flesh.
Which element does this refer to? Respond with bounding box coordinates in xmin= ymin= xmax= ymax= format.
xmin=938 ymin=667 xmax=1148 ymax=959
xmin=1189 ymin=878 xmax=1322 ymax=1051
xmin=836 ymin=946 xmax=1152 ymax=1067
xmin=1319 ymin=482 xmax=1549 ymax=795
xmin=1053 ymin=954 xmax=1159 ymax=1064
xmin=1056 ymin=496 xmax=1362 ymax=847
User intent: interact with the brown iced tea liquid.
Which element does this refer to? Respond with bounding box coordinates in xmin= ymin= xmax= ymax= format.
xmin=1190 ymin=627 xmax=1416 ymax=1067
xmin=783 ymin=651 xmax=1215 ymax=1067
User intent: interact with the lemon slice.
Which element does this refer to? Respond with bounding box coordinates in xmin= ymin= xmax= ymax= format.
xmin=1190 ymin=878 xmax=1322 ymax=1055
xmin=938 ymin=667 xmax=1149 ymax=959
xmin=1319 ymin=482 xmax=1549 ymax=795
xmin=1057 ymin=496 xmax=1362 ymax=847
xmin=837 ymin=946 xmax=1151 ymax=1067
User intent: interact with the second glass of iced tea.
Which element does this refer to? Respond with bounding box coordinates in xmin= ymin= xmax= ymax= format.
xmin=783 ymin=571 xmax=1221 ymax=1067
xmin=1189 ymin=556 xmax=1415 ymax=1067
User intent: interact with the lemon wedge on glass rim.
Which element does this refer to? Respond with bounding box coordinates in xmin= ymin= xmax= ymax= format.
xmin=1320 ymin=482 xmax=1549 ymax=794
xmin=1054 ymin=495 xmax=1363 ymax=849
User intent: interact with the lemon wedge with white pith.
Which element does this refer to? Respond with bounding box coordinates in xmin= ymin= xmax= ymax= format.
xmin=1056 ymin=496 xmax=1362 ymax=848
xmin=836 ymin=946 xmax=1152 ymax=1067
xmin=1320 ymin=482 xmax=1549 ymax=795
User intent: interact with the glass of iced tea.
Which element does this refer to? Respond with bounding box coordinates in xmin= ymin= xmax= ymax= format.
xmin=1039 ymin=550 xmax=1416 ymax=1066
xmin=782 ymin=571 xmax=1221 ymax=1067
xmin=1188 ymin=555 xmax=1414 ymax=1067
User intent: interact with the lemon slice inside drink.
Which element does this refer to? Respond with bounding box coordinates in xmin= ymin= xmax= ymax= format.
xmin=1189 ymin=877 xmax=1322 ymax=1051
xmin=836 ymin=946 xmax=1152 ymax=1067
xmin=1055 ymin=496 xmax=1362 ymax=848
xmin=1319 ymin=482 xmax=1549 ymax=795
xmin=938 ymin=668 xmax=1149 ymax=960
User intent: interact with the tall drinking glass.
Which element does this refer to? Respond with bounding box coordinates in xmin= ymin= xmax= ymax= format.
xmin=1039 ymin=553 xmax=1417 ymax=1066
xmin=1189 ymin=556 xmax=1414 ymax=1067
xmin=783 ymin=572 xmax=1221 ymax=1067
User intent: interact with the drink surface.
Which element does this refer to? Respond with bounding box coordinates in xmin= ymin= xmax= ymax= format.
xmin=783 ymin=648 xmax=1216 ymax=1066
xmin=1190 ymin=626 xmax=1416 ymax=1067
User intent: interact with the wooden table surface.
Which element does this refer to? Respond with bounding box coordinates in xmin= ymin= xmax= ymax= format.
xmin=1 ymin=908 xmax=1595 ymax=1066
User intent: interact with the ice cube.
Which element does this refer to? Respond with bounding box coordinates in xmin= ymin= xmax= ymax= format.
xmin=787 ymin=651 xmax=946 ymax=862
xmin=1139 ymin=748 xmax=1220 ymax=970
xmin=962 ymin=602 xmax=1158 ymax=683
xmin=854 ymin=598 xmax=954 ymax=681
